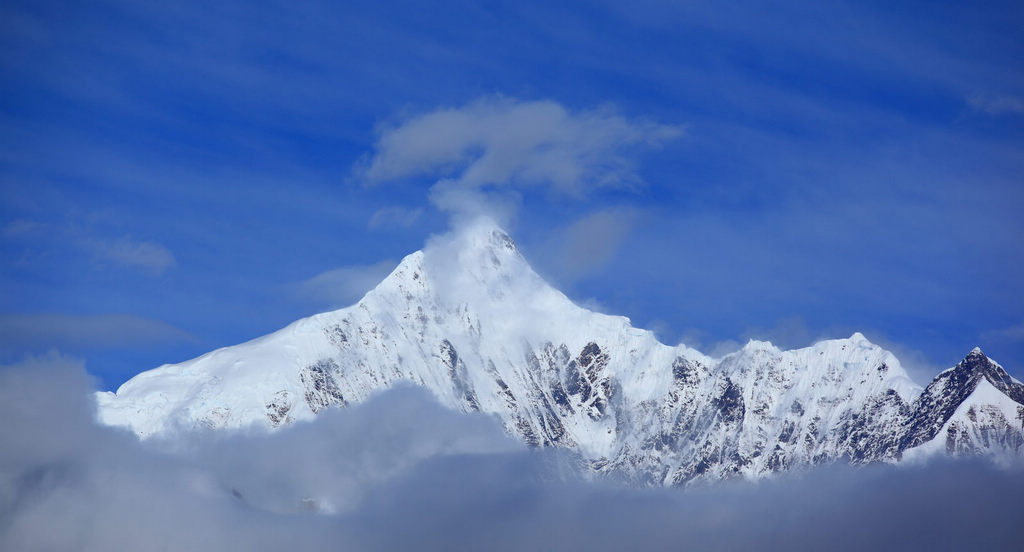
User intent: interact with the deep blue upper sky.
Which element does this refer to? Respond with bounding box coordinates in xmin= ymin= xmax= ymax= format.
xmin=2 ymin=0 xmax=1022 ymax=389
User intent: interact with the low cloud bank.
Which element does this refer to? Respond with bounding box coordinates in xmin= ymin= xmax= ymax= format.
xmin=2 ymin=355 xmax=1022 ymax=551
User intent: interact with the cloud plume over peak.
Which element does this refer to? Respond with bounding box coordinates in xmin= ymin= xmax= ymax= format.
xmin=360 ymin=97 xmax=682 ymax=219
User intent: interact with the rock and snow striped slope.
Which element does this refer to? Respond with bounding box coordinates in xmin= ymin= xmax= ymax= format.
xmin=96 ymin=218 xmax=1024 ymax=484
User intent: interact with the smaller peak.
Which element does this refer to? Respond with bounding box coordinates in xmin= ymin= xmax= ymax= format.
xmin=742 ymin=338 xmax=776 ymax=351
xmin=956 ymin=347 xmax=1000 ymax=373
xmin=813 ymin=333 xmax=876 ymax=350
xmin=946 ymin=348 xmax=1024 ymax=403
xmin=837 ymin=332 xmax=880 ymax=350
xmin=954 ymin=347 xmax=997 ymax=374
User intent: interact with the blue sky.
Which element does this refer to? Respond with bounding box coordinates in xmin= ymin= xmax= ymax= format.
xmin=1 ymin=0 xmax=1022 ymax=389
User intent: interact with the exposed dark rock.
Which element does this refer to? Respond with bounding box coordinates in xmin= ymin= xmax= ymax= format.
xmin=672 ymin=357 xmax=702 ymax=386
xmin=323 ymin=325 xmax=349 ymax=348
xmin=300 ymin=359 xmax=346 ymax=414
xmin=265 ymin=390 xmax=293 ymax=427
xmin=790 ymin=400 xmax=804 ymax=416
xmin=439 ymin=339 xmax=459 ymax=378
xmin=712 ymin=378 xmax=745 ymax=424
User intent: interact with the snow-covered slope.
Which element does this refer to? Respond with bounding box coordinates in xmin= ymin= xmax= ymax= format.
xmin=96 ymin=218 xmax=1024 ymax=484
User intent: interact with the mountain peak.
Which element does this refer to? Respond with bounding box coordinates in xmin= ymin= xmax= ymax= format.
xmin=369 ymin=217 xmax=521 ymax=297
xmin=959 ymin=348 xmax=994 ymax=372
xmin=849 ymin=331 xmax=868 ymax=343
xmin=738 ymin=339 xmax=778 ymax=354
xmin=930 ymin=347 xmax=1024 ymax=406
xmin=417 ymin=216 xmax=532 ymax=290
xmin=455 ymin=216 xmax=519 ymax=254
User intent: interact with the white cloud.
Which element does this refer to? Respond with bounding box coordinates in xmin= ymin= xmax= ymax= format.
xmin=983 ymin=322 xmax=1024 ymax=343
xmin=1 ymin=219 xmax=45 ymax=238
xmin=0 ymin=356 xmax=520 ymax=550
xmin=551 ymin=208 xmax=637 ymax=283
xmin=368 ymin=206 xmax=424 ymax=229
xmin=967 ymin=94 xmax=1024 ymax=115
xmin=89 ymin=236 xmax=177 ymax=274
xmin=291 ymin=260 xmax=398 ymax=309
xmin=1 ymin=218 xmax=177 ymax=275
xmin=0 ymin=313 xmax=194 ymax=354
xmin=360 ymin=97 xmax=682 ymax=217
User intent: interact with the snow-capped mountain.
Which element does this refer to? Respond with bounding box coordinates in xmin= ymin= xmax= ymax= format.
xmin=96 ymin=218 xmax=1024 ymax=484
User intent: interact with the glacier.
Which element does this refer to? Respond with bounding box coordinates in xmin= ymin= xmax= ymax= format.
xmin=96 ymin=217 xmax=1024 ymax=484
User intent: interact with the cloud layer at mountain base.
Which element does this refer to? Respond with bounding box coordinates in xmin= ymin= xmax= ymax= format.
xmin=1 ymin=356 xmax=1022 ymax=551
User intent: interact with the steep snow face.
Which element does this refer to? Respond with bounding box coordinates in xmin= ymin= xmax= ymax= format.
xmin=96 ymin=218 xmax=1024 ymax=484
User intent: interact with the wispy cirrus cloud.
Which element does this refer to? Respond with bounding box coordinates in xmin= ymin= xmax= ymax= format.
xmin=983 ymin=322 xmax=1024 ymax=343
xmin=85 ymin=236 xmax=177 ymax=275
xmin=0 ymin=313 xmax=194 ymax=355
xmin=368 ymin=206 xmax=424 ymax=229
xmin=1 ymin=219 xmax=45 ymax=238
xmin=967 ymin=94 xmax=1024 ymax=116
xmin=2 ymin=218 xmax=177 ymax=275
